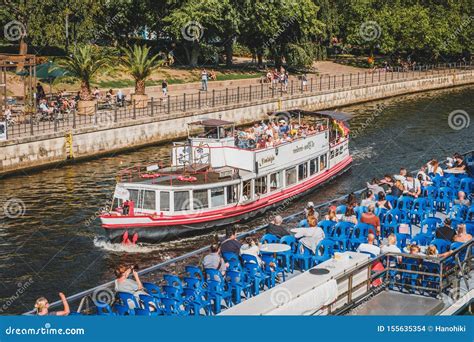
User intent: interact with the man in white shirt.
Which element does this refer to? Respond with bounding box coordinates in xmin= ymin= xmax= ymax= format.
xmin=293 ymin=226 xmax=325 ymax=253
xmin=360 ymin=190 xmax=376 ymax=207
xmin=356 ymin=233 xmax=380 ymax=256
xmin=404 ymin=175 xmax=421 ymax=197
xmin=381 ymin=234 xmax=402 ymax=266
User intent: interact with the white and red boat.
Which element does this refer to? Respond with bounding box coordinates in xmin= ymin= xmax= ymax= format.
xmin=100 ymin=110 xmax=352 ymax=241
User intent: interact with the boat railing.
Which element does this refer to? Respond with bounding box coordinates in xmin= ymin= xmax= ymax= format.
xmin=331 ymin=239 xmax=473 ymax=315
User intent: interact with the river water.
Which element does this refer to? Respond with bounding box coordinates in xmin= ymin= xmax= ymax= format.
xmin=0 ymin=85 xmax=472 ymax=314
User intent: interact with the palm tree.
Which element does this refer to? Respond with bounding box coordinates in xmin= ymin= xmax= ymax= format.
xmin=118 ymin=44 xmax=163 ymax=96
xmin=55 ymin=45 xmax=108 ymax=100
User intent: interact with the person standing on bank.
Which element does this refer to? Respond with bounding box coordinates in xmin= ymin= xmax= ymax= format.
xmin=201 ymin=69 xmax=209 ymax=91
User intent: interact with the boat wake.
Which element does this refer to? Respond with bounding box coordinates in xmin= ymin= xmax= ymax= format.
xmin=93 ymin=236 xmax=165 ymax=254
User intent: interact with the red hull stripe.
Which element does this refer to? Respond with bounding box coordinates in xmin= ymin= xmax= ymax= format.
xmin=102 ymin=155 xmax=352 ymax=229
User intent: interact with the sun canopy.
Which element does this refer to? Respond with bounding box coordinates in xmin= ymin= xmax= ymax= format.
xmin=188 ymin=119 xmax=234 ymax=127
xmin=312 ymin=110 xmax=352 ymax=122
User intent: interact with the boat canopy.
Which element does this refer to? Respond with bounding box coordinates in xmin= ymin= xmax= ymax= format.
xmin=188 ymin=118 xmax=234 ymax=127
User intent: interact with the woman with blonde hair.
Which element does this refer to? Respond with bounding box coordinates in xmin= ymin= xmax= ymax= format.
xmin=453 ymin=224 xmax=472 ymax=243
xmin=426 ymin=245 xmax=453 ymax=258
xmin=34 ymin=292 xmax=70 ymax=316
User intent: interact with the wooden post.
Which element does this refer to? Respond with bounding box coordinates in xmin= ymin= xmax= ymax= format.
xmin=114 ymin=105 xmax=117 ymax=123
xmin=150 ymin=97 xmax=154 ymax=116
xmin=183 ymin=93 xmax=186 ymax=111
xmin=226 ymin=88 xmax=229 ymax=105
xmin=73 ymin=109 xmax=76 ymax=128
xmin=249 ymin=85 xmax=252 ymax=102
xmin=167 ymin=95 xmax=171 ymax=114
xmin=237 ymin=86 xmax=240 ymax=103
xmin=133 ymin=100 xmax=136 ymax=119
xmin=198 ymin=91 xmax=201 ymax=109
xmin=30 ymin=114 xmax=34 ymax=135
xmin=261 ymin=83 xmax=264 ymax=99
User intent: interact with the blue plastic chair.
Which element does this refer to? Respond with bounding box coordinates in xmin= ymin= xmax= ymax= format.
xmin=354 ymin=206 xmax=368 ymax=220
xmin=293 ymin=242 xmax=314 ymax=271
xmin=336 ymin=205 xmax=347 ymax=215
xmin=161 ymin=297 xmax=188 ymax=316
xmin=279 ymin=235 xmax=297 ymax=272
xmin=112 ymin=303 xmax=130 ymax=316
xmin=421 ymin=261 xmax=440 ymax=295
xmin=222 ymin=251 xmax=239 ymax=262
xmin=313 ymin=239 xmax=334 ymax=265
xmin=204 ymin=268 xmax=225 ymax=283
xmin=243 ymin=262 xmax=266 ymax=296
xmin=96 ymin=301 xmax=116 ymax=316
xmin=436 ymin=187 xmax=455 ymax=212
xmin=138 ymin=294 xmax=163 ymax=316
xmin=116 ymin=292 xmax=139 ymax=315
xmin=459 ymin=178 xmax=474 ymax=194
xmin=349 ymin=223 xmax=370 ymax=250
xmin=225 ymin=270 xmax=252 ymax=304
xmin=401 ymin=258 xmax=421 ymax=294
xmin=395 ymin=233 xmax=409 ymax=250
xmin=332 ymin=221 xmax=353 ymax=251
xmin=448 ymin=204 xmax=468 ymax=221
xmin=467 ymin=206 xmax=474 ymax=221
xmin=298 ymin=219 xmax=309 ymax=227
xmin=260 ymin=233 xmax=279 ymax=244
xmin=142 ymin=282 xmax=163 ymax=299
xmin=206 ymin=280 xmax=232 ymax=314
xmin=465 ymin=222 xmax=474 ymax=235
xmin=375 ymin=206 xmax=388 ymax=221
xmin=409 ymin=197 xmax=427 ymax=224
xmin=318 ymin=220 xmax=336 ymax=237
xmin=397 ymin=196 xmax=415 ymax=211
xmin=183 ymin=277 xmax=206 ymax=292
xmin=162 ymin=285 xmax=183 ymax=300
xmin=446 ymin=176 xmax=461 ymax=189
xmin=382 ymin=209 xmax=406 ymax=236
xmin=430 ymin=239 xmax=450 ymax=254
xmin=261 ymin=254 xmax=286 ymax=288
xmin=411 ymin=234 xmax=431 ymax=246
xmin=163 ymin=274 xmax=183 ymax=289
xmin=385 ymin=195 xmax=398 ymax=208
xmin=422 ymin=186 xmax=438 ymax=199
xmin=182 ymin=288 xmax=212 ymax=316
xmin=185 ymin=265 xmax=204 ymax=280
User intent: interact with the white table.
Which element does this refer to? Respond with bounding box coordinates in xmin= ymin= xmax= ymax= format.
xmin=403 ymin=245 xmax=427 ymax=254
xmin=220 ymin=251 xmax=370 ymax=315
xmin=260 ymin=243 xmax=291 ymax=254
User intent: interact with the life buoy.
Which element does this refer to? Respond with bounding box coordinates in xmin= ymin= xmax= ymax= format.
xmin=140 ymin=173 xmax=161 ymax=179
xmin=177 ymin=175 xmax=197 ymax=182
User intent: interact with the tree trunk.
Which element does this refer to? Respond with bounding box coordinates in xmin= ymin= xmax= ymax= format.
xmin=80 ymin=81 xmax=91 ymax=100
xmin=257 ymin=53 xmax=263 ymax=68
xmin=186 ymin=42 xmax=200 ymax=67
xmin=135 ymin=79 xmax=146 ymax=95
xmin=16 ymin=38 xmax=28 ymax=72
xmin=225 ymin=40 xmax=233 ymax=67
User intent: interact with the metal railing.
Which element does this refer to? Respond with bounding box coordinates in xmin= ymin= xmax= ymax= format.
xmin=6 ymin=62 xmax=473 ymax=141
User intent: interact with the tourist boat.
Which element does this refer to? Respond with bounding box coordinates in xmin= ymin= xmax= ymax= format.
xmin=100 ymin=110 xmax=353 ymax=241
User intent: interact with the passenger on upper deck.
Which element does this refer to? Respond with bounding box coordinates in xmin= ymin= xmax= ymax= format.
xmin=455 ymin=191 xmax=471 ymax=206
xmin=453 ymin=224 xmax=472 ymax=243
xmin=435 ymin=218 xmax=456 ymax=242
xmin=425 ymin=245 xmax=453 ymax=258
xmin=450 ymin=153 xmax=468 ymax=173
xmin=202 ymin=244 xmax=227 ymax=275
xmin=404 ymin=175 xmax=421 ymax=197
xmin=376 ymin=192 xmax=392 ymax=210
xmin=34 ymin=293 xmax=70 ymax=316
xmin=266 ymin=215 xmax=290 ymax=238
xmin=340 ymin=205 xmax=358 ymax=225
xmin=240 ymin=237 xmax=263 ymax=266
xmin=356 ymin=233 xmax=380 ymax=256
xmin=360 ymin=190 xmax=376 ymax=207
xmin=381 ymin=234 xmax=401 ymax=254
xmin=324 ymin=205 xmax=338 ymax=222
xmin=220 ymin=228 xmax=242 ymax=256
xmin=367 ymin=178 xmax=385 ymax=195
xmin=361 ymin=204 xmax=381 ymax=235
xmin=114 ymin=264 xmax=147 ymax=303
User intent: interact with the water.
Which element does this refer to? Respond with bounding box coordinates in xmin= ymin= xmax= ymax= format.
xmin=0 ymin=85 xmax=473 ymax=314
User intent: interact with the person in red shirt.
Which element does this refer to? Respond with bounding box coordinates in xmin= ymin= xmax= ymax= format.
xmin=361 ymin=204 xmax=381 ymax=235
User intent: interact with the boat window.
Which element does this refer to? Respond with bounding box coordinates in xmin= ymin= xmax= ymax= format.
xmin=330 ymin=150 xmax=335 ymax=159
xmin=320 ymin=154 xmax=328 ymax=170
xmin=160 ymin=191 xmax=170 ymax=211
xmin=226 ymin=184 xmax=238 ymax=204
xmin=255 ymin=176 xmax=267 ymax=195
xmin=174 ymin=191 xmax=190 ymax=211
xmin=298 ymin=162 xmax=308 ymax=181
xmin=128 ymin=189 xmax=139 ymax=204
xmin=286 ymin=167 xmax=297 ymax=186
xmin=310 ymin=157 xmax=319 ymax=175
xmin=243 ymin=180 xmax=252 ymax=201
xmin=193 ymin=189 xmax=209 ymax=210
xmin=142 ymin=190 xmax=156 ymax=210
xmin=211 ymin=187 xmax=225 ymax=207
xmin=270 ymin=172 xmax=283 ymax=191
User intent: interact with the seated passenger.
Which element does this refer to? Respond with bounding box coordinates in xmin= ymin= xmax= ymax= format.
xmin=240 ymin=237 xmax=262 ymax=265
xmin=340 ymin=205 xmax=358 ymax=224
xmin=360 ymin=204 xmax=381 ymax=235
xmin=453 ymin=224 xmax=472 ymax=243
xmin=376 ymin=191 xmax=392 ymax=210
xmin=34 ymin=292 xmax=70 ymax=316
xmin=408 ymin=244 xmax=422 ymax=255
xmin=356 ymin=233 xmax=380 ymax=256
xmin=220 ymin=227 xmax=242 ymax=255
xmin=425 ymin=245 xmax=453 ymax=258
xmin=324 ymin=205 xmax=338 ymax=222
xmin=454 ymin=191 xmax=471 ymax=207
xmin=114 ymin=264 xmax=147 ymax=302
xmin=293 ymin=224 xmax=325 ymax=254
xmin=202 ymin=244 xmax=227 ymax=274
xmin=449 ymin=153 xmax=468 ymax=173
xmin=266 ymin=215 xmax=290 ymax=238
xmin=366 ymin=178 xmax=385 ymax=195
xmin=381 ymin=234 xmax=401 ymax=254
xmin=390 ymin=180 xmax=404 ymax=197
xmin=435 ymin=218 xmax=456 ymax=242
xmin=404 ymin=175 xmax=421 ymax=197
xmin=360 ymin=190 xmax=376 ymax=207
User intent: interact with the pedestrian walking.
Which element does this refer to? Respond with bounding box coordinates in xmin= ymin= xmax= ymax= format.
xmin=201 ymin=69 xmax=208 ymax=91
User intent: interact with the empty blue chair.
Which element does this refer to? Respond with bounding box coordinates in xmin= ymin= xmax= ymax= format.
xmin=293 ymin=242 xmax=314 ymax=271
xmin=332 ymin=221 xmax=353 ymax=251
xmin=243 ymin=262 xmax=266 ymax=295
xmin=161 ymin=297 xmax=188 ymax=316
xmin=385 ymin=195 xmax=398 ymax=208
xmin=142 ymin=282 xmax=163 ymax=299
xmin=411 ymin=234 xmax=431 ymax=246
xmin=446 ymin=176 xmax=461 ymax=189
xmin=162 ymin=285 xmax=183 ymax=300
xmin=349 ymin=223 xmax=370 ymax=250
xmin=96 ymin=301 xmax=116 ymax=316
xmin=318 ymin=220 xmax=336 ymax=237
xmin=431 ymin=175 xmax=444 ymax=188
xmin=459 ymin=178 xmax=474 ymax=194
xmin=375 ymin=206 xmax=388 ymax=220
xmin=313 ymin=239 xmax=334 ymax=265
xmin=182 ymin=288 xmax=212 ymax=316
xmin=436 ymin=187 xmax=455 ymax=212
xmin=116 ymin=292 xmax=139 ymax=315
xmin=401 ymin=258 xmax=421 ymax=294
xmin=206 ymin=280 xmax=232 ymax=314
xmin=467 ymin=206 xmax=474 ymax=221
xmin=421 ymin=261 xmax=440 ymax=295
xmin=382 ymin=209 xmax=407 ymax=236
xmin=395 ymin=233 xmax=409 ymax=250
xmin=430 ymin=239 xmax=450 ymax=254
xmin=336 ymin=205 xmax=347 ymax=215
xmin=422 ymin=185 xmax=438 ymax=199
xmin=225 ymin=270 xmax=251 ymax=304
xmin=138 ymin=294 xmax=162 ymax=316
xmin=397 ymin=196 xmax=414 ymax=211
xmin=409 ymin=197 xmax=427 ymax=224
xmin=298 ymin=219 xmax=309 ymax=227
xmin=163 ymin=274 xmax=183 ymax=289
xmin=279 ymin=235 xmax=297 ymax=272
xmin=183 ymin=277 xmax=205 ymax=291
xmin=260 ymin=233 xmax=278 ymax=244
xmin=185 ymin=265 xmax=204 ymax=280
xmin=112 ymin=303 xmax=130 ymax=316
xmin=465 ymin=222 xmax=474 ymax=235
xmin=448 ymin=204 xmax=468 ymax=221
xmin=205 ymin=268 xmax=225 ymax=283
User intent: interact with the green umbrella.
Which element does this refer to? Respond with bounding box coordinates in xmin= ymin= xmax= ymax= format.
xmin=33 ymin=61 xmax=70 ymax=94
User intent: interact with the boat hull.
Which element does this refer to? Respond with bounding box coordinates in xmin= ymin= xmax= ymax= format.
xmin=101 ymin=156 xmax=352 ymax=242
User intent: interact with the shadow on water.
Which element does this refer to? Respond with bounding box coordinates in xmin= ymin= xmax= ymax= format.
xmin=0 ymin=85 xmax=472 ymax=313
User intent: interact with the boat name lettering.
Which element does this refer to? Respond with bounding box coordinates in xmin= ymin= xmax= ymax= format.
xmin=292 ymin=141 xmax=315 ymax=154
xmin=258 ymin=154 xmax=276 ymax=167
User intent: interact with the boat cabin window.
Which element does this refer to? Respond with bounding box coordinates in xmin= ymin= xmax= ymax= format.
xmin=242 ymin=180 xmax=252 ymax=201
xmin=174 ymin=191 xmax=190 ymax=211
xmin=193 ymin=189 xmax=209 ymax=209
xmin=255 ymin=176 xmax=268 ymax=195
xmin=320 ymin=154 xmax=328 ymax=170
xmin=286 ymin=167 xmax=297 ymax=186
xmin=129 ymin=189 xmax=139 ymax=204
xmin=211 ymin=187 xmax=225 ymax=207
xmin=160 ymin=191 xmax=170 ymax=211
xmin=270 ymin=172 xmax=283 ymax=191
xmin=142 ymin=190 xmax=156 ymax=211
xmin=310 ymin=157 xmax=319 ymax=175
xmin=298 ymin=162 xmax=308 ymax=181
xmin=330 ymin=150 xmax=335 ymax=159
xmin=227 ymin=184 xmax=238 ymax=204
